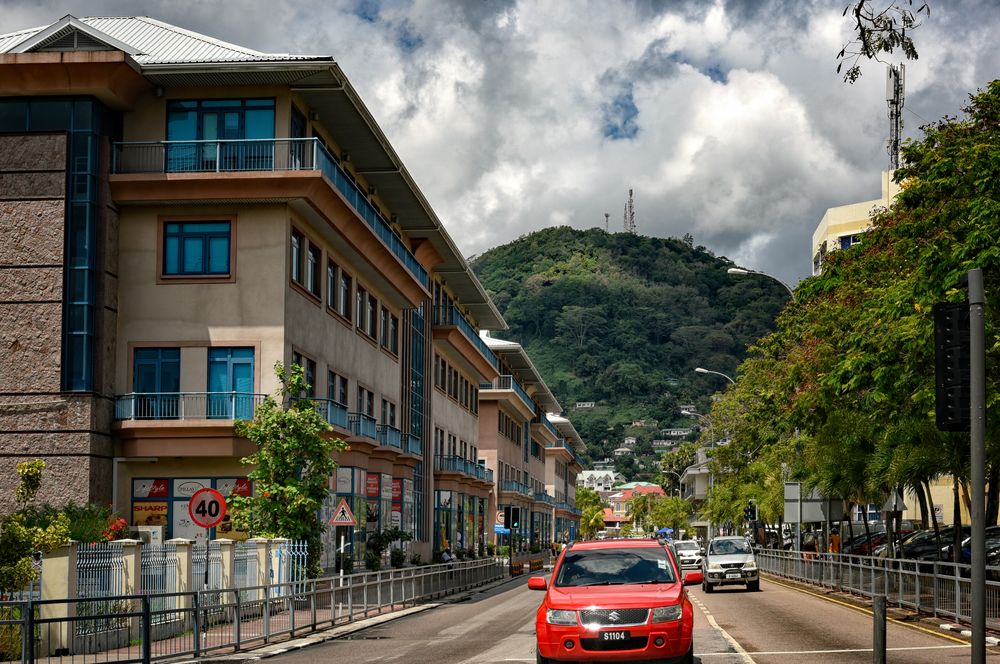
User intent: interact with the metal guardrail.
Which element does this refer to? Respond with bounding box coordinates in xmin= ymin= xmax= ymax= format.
xmin=114 ymin=393 xmax=266 ymax=421
xmin=3 ymin=559 xmax=503 ymax=664
xmin=757 ymin=550 xmax=1000 ymax=630
xmin=112 ymin=138 xmax=429 ymax=287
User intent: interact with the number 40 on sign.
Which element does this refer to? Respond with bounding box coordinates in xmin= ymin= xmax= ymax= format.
xmin=188 ymin=487 xmax=227 ymax=529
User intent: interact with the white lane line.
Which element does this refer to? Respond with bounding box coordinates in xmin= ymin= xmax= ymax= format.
xmin=690 ymin=596 xmax=756 ymax=663
xmin=742 ymin=645 xmax=969 ymax=655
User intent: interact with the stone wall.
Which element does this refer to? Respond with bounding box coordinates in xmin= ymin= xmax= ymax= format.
xmin=0 ymin=133 xmax=112 ymax=516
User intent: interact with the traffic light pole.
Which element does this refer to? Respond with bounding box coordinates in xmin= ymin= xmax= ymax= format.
xmin=969 ymin=268 xmax=985 ymax=664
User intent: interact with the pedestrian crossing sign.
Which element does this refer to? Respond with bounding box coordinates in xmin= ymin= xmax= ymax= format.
xmin=329 ymin=498 xmax=357 ymax=526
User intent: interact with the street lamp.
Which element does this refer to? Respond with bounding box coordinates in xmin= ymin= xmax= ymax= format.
xmin=727 ymin=267 xmax=795 ymax=300
xmin=694 ymin=367 xmax=735 ymax=384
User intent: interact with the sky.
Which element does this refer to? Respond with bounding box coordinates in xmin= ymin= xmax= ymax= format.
xmin=3 ymin=0 xmax=999 ymax=287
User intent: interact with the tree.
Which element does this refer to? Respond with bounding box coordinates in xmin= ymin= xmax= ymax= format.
xmin=580 ymin=504 xmax=605 ymax=539
xmin=229 ymin=363 xmax=346 ymax=577
xmin=0 ymin=461 xmax=69 ymax=593
xmin=650 ymin=496 xmax=693 ymax=536
xmin=837 ymin=1 xmax=930 ymax=83
xmin=575 ymin=486 xmax=604 ymax=512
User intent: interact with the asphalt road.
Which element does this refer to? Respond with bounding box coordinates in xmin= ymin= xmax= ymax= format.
xmin=265 ymin=574 xmax=999 ymax=663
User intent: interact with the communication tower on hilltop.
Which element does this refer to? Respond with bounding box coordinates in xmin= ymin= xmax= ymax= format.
xmin=623 ymin=189 xmax=636 ymax=234
xmin=604 ymin=212 xmax=609 ymax=232
xmin=886 ymin=64 xmax=905 ymax=170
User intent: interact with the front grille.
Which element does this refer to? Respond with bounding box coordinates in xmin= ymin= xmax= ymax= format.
xmin=720 ymin=562 xmax=743 ymax=569
xmin=580 ymin=636 xmax=649 ymax=651
xmin=578 ymin=608 xmax=649 ymax=626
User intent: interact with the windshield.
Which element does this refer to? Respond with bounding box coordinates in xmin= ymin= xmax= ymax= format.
xmin=675 ymin=541 xmax=700 ymax=551
xmin=709 ymin=539 xmax=751 ymax=555
xmin=554 ymin=547 xmax=677 ymax=587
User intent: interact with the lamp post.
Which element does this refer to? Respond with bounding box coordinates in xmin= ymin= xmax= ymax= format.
xmin=694 ymin=367 xmax=735 ymax=384
xmin=727 ymin=267 xmax=795 ymax=300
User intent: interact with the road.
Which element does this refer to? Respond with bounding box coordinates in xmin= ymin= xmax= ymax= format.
xmin=267 ymin=574 xmax=999 ymax=663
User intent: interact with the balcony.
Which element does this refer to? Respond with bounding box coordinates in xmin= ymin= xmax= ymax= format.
xmin=404 ymin=433 xmax=422 ymax=456
xmin=540 ymin=415 xmax=559 ymax=439
xmin=432 ymin=455 xmax=492 ymax=483
xmin=432 ymin=305 xmax=499 ymax=369
xmin=376 ymin=424 xmax=402 ymax=450
xmin=114 ymin=392 xmax=265 ymax=421
xmin=480 ymin=375 xmax=536 ymax=416
xmin=296 ymin=397 xmax=349 ymax=430
xmin=347 ymin=412 xmax=377 ymax=439
xmin=545 ymin=439 xmax=583 ymax=468
xmin=500 ymin=480 xmax=532 ymax=496
xmin=112 ymin=138 xmax=429 ymax=288
xmin=556 ymin=501 xmax=582 ymax=515
xmin=533 ymin=492 xmax=555 ymax=506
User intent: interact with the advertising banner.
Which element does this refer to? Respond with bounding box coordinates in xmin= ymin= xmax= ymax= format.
xmin=132 ymin=501 xmax=168 ymax=527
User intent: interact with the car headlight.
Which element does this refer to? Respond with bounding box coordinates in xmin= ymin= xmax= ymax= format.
xmin=743 ymin=560 xmax=757 ymax=570
xmin=651 ymin=604 xmax=682 ymax=623
xmin=546 ymin=609 xmax=577 ymax=625
xmin=707 ymin=563 xmax=723 ymax=571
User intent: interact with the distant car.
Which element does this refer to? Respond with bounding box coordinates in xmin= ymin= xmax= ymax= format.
xmin=529 ymin=539 xmax=697 ymax=663
xmin=702 ymin=536 xmax=759 ymax=592
xmin=673 ymin=540 xmax=703 ymax=570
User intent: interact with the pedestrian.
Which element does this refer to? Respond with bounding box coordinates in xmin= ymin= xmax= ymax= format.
xmin=441 ymin=547 xmax=455 ymax=564
xmin=829 ymin=529 xmax=842 ymax=554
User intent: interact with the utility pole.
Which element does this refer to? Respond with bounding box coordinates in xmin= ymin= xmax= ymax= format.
xmin=970 ymin=268 xmax=986 ymax=664
xmin=886 ymin=64 xmax=904 ymax=170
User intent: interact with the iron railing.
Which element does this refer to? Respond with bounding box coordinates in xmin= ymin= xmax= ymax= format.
xmin=757 ymin=550 xmax=1000 ymax=630
xmin=500 ymin=480 xmax=531 ymax=496
xmin=404 ymin=433 xmax=422 ymax=456
xmin=347 ymin=412 xmax=377 ymax=439
xmin=297 ymin=397 xmax=349 ymax=430
xmin=5 ymin=559 xmax=503 ymax=664
xmin=112 ymin=138 xmax=429 ymax=287
xmin=480 ymin=375 xmax=536 ymax=415
xmin=431 ymin=305 xmax=498 ymax=368
xmin=114 ymin=393 xmax=265 ymax=421
xmin=376 ymin=424 xmax=402 ymax=450
xmin=533 ymin=492 xmax=555 ymax=506
xmin=432 ymin=455 xmax=491 ymax=482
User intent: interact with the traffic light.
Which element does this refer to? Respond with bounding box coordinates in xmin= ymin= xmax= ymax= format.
xmin=934 ymin=301 xmax=970 ymax=431
xmin=510 ymin=507 xmax=522 ymax=529
xmin=503 ymin=505 xmax=512 ymax=529
xmin=744 ymin=500 xmax=757 ymax=522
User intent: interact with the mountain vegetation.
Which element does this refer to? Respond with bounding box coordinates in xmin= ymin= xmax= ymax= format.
xmin=472 ymin=227 xmax=788 ymax=479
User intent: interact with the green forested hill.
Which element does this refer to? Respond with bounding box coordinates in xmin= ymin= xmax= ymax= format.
xmin=471 ymin=227 xmax=787 ymax=477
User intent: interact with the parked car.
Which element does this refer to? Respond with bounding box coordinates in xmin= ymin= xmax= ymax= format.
xmin=702 ymin=536 xmax=759 ymax=592
xmin=673 ymin=540 xmax=704 ymax=570
xmin=529 ymin=539 xmax=697 ymax=663
xmin=875 ymin=526 xmax=970 ymax=561
xmin=957 ymin=526 xmax=1000 ymax=565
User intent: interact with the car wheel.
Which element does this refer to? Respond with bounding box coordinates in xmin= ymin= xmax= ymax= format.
xmin=702 ymin=579 xmax=713 ymax=593
xmin=536 ymin=651 xmax=552 ymax=664
xmin=680 ymin=643 xmax=694 ymax=664
xmin=747 ymin=580 xmax=760 ymax=592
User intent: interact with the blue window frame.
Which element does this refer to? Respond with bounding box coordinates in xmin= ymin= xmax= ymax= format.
xmin=163 ymin=221 xmax=231 ymax=276
xmin=208 ymin=347 xmax=255 ymax=419
xmin=133 ymin=348 xmax=180 ymax=419
xmin=166 ymin=99 xmax=275 ymax=171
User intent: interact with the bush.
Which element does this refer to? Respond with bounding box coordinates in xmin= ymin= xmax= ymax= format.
xmin=365 ymin=550 xmax=382 ymax=572
xmin=337 ymin=553 xmax=353 ymax=574
xmin=455 ymin=548 xmax=467 ymax=560
xmin=465 ymin=547 xmax=476 ymax=560
xmin=409 ymin=553 xmax=422 ymax=566
xmin=486 ymin=543 xmax=496 ymax=556
xmin=0 ymin=606 xmax=23 ymax=661
xmin=390 ymin=549 xmax=406 ymax=568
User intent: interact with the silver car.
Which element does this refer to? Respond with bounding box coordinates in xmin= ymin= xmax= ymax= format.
xmin=673 ymin=540 xmax=703 ymax=570
xmin=702 ymin=536 xmax=760 ymax=592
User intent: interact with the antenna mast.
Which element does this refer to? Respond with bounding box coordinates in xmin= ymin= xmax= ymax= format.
xmin=604 ymin=212 xmax=609 ymax=232
xmin=623 ymin=189 xmax=636 ymax=234
xmin=886 ymin=64 xmax=904 ymax=170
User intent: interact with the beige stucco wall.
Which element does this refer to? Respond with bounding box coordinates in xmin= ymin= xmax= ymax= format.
xmin=812 ymin=171 xmax=901 ymax=274
xmin=429 ymin=384 xmax=480 ymax=447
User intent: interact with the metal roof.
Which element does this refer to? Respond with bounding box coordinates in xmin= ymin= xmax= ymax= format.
xmin=0 ymin=14 xmax=503 ymax=328
xmin=546 ymin=413 xmax=585 ymax=452
xmin=482 ymin=334 xmax=561 ymax=413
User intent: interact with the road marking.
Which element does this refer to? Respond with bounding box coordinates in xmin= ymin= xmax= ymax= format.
xmin=739 ymin=644 xmax=969 ymax=655
xmin=689 ymin=595 xmax=756 ymax=663
xmin=763 ymin=577 xmax=971 ymax=645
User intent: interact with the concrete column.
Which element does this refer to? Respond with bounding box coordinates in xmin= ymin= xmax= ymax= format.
xmin=40 ymin=541 xmax=77 ymax=656
xmin=118 ymin=539 xmax=143 ymax=642
xmin=216 ymin=539 xmax=235 ymax=590
xmin=248 ymin=538 xmax=270 ymax=599
xmin=269 ymin=538 xmax=288 ymax=588
xmin=169 ymin=538 xmax=194 ymax=610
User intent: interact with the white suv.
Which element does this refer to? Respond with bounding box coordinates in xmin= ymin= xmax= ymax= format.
xmin=702 ymin=536 xmax=760 ymax=592
xmin=673 ymin=540 xmax=703 ymax=570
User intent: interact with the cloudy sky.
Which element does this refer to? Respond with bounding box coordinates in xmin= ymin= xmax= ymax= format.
xmin=4 ymin=0 xmax=999 ymax=286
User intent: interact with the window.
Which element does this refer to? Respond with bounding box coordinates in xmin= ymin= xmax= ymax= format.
xmin=328 ymin=371 xmax=348 ymax=405
xmin=357 ymin=386 xmax=375 ymax=416
xmin=356 ymin=286 xmax=366 ymax=331
xmin=291 ymin=351 xmax=316 ymax=397
xmin=435 ymin=428 xmax=445 ymax=456
xmin=132 ymin=348 xmax=180 ymax=418
xmin=163 ymin=221 xmax=231 ymax=276
xmin=367 ymin=294 xmax=377 ymax=338
xmin=380 ymin=307 xmax=399 ymax=354
xmin=381 ymin=399 xmax=396 ymax=427
xmin=166 ymin=98 xmax=275 ymax=172
xmin=327 ymin=260 xmax=338 ymax=310
xmin=338 ymin=270 xmax=352 ymax=319
xmin=207 ymin=347 xmax=255 ymax=419
xmin=291 ymin=230 xmax=303 ymax=284
xmin=306 ymin=244 xmax=321 ymax=297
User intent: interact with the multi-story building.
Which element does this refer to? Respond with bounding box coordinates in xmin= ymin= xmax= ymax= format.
xmin=0 ymin=14 xmax=522 ymax=563
xmin=476 ymin=334 xmax=582 ymax=551
xmin=544 ymin=413 xmax=584 ymax=542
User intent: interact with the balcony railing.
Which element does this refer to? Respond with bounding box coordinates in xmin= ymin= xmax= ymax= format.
xmin=376 ymin=424 xmax=402 ymax=449
xmin=545 ymin=439 xmax=583 ymax=467
xmin=432 ymin=455 xmax=491 ymax=482
xmin=556 ymin=501 xmax=581 ymax=515
xmin=480 ymin=375 xmax=536 ymax=415
xmin=533 ymin=492 xmax=555 ymax=506
xmin=114 ymin=392 xmax=265 ymax=421
xmin=500 ymin=480 xmax=531 ymax=496
xmin=538 ymin=414 xmax=559 ymax=439
xmin=404 ymin=433 xmax=422 ymax=456
xmin=347 ymin=412 xmax=377 ymax=439
xmin=295 ymin=397 xmax=349 ymax=430
xmin=112 ymin=138 xmax=429 ymax=287
xmin=432 ymin=304 xmax=499 ymax=369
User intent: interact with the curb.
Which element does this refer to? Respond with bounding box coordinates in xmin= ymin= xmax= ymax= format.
xmin=938 ymin=623 xmax=1000 ymax=645
xmin=173 ymin=574 xmax=523 ymax=663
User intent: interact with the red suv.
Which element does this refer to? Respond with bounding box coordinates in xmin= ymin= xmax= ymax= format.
xmin=529 ymin=539 xmax=697 ymax=663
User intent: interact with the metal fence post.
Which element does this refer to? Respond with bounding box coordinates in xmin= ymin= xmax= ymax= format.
xmin=141 ymin=595 xmax=151 ymax=664
xmin=234 ymin=590 xmax=242 ymax=650
xmin=24 ymin=600 xmax=35 ymax=664
xmin=192 ymin=591 xmax=201 ymax=658
xmin=874 ymin=594 xmax=886 ymax=664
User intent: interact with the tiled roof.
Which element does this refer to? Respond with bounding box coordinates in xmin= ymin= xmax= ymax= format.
xmin=0 ymin=15 xmax=330 ymax=64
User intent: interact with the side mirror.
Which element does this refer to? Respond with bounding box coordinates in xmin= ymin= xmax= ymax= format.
xmin=683 ymin=570 xmax=704 ymax=585
xmin=527 ymin=576 xmax=548 ymax=591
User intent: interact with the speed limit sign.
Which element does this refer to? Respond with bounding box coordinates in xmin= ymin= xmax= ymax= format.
xmin=188 ymin=488 xmax=227 ymax=529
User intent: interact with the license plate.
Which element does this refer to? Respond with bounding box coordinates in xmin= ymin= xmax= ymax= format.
xmin=601 ymin=630 xmax=630 ymax=642
xmin=725 ymin=572 xmax=741 ymax=579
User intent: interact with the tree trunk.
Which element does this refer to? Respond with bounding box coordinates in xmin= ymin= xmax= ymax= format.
xmin=987 ymin=466 xmax=1000 ymax=526
xmin=926 ymin=480 xmax=942 ymax=560
xmin=845 ymin=502 xmax=856 ymax=553
xmin=862 ymin=503 xmax=872 ymax=556
xmin=915 ymin=482 xmax=929 ymax=529
xmin=953 ymin=476 xmax=963 ymax=563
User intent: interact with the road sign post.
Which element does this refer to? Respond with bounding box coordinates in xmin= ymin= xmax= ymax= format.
xmin=188 ymin=487 xmax=226 ymax=643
